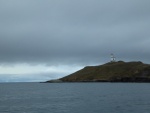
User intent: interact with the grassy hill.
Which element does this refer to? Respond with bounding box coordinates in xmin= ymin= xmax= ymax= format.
xmin=58 ymin=61 xmax=150 ymax=82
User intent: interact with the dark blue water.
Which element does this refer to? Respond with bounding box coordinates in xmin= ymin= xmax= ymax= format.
xmin=0 ymin=83 xmax=150 ymax=113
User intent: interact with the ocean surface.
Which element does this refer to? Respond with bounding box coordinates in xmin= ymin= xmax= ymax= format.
xmin=0 ymin=83 xmax=150 ymax=113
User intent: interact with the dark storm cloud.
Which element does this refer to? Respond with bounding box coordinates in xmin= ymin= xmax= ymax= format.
xmin=0 ymin=0 xmax=150 ymax=65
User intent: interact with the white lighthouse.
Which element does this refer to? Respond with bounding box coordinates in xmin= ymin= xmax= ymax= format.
xmin=110 ymin=53 xmax=116 ymax=62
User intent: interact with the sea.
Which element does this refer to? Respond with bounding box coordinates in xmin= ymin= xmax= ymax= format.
xmin=0 ymin=82 xmax=150 ymax=113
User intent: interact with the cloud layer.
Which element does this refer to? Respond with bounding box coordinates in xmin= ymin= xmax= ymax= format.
xmin=0 ymin=0 xmax=150 ymax=82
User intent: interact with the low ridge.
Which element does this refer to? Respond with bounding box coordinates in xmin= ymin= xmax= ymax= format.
xmin=47 ymin=61 xmax=150 ymax=83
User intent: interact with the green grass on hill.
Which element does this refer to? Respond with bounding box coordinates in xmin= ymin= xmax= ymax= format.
xmin=60 ymin=61 xmax=150 ymax=82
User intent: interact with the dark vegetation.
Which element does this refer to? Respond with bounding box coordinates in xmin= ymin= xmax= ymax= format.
xmin=47 ymin=61 xmax=150 ymax=83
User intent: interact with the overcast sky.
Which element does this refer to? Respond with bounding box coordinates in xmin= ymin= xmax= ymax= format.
xmin=0 ymin=0 xmax=150 ymax=82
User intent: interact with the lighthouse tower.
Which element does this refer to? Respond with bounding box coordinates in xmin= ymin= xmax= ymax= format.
xmin=110 ymin=53 xmax=116 ymax=62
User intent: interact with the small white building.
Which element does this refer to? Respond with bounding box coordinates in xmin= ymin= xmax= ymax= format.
xmin=110 ymin=53 xmax=116 ymax=62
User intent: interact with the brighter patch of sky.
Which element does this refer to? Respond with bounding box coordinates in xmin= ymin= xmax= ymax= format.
xmin=0 ymin=63 xmax=82 ymax=75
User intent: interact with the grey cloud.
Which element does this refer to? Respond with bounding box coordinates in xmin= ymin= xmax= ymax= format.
xmin=0 ymin=0 xmax=150 ymax=66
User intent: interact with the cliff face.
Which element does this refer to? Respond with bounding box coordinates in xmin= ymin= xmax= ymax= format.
xmin=59 ymin=61 xmax=150 ymax=82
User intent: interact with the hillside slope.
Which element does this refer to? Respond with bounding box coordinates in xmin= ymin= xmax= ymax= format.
xmin=58 ymin=61 xmax=150 ymax=82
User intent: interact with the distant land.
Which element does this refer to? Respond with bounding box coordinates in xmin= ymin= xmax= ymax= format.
xmin=46 ymin=61 xmax=150 ymax=83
